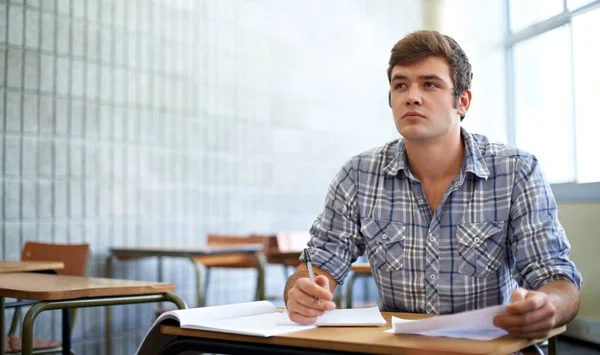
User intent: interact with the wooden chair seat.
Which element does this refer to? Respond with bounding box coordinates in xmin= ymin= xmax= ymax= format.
xmin=5 ymin=336 xmax=60 ymax=353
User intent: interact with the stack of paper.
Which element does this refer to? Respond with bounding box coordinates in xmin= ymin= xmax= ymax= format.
xmin=385 ymin=305 xmax=509 ymax=340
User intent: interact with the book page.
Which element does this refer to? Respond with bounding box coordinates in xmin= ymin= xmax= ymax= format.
xmin=194 ymin=312 xmax=316 ymax=337
xmin=137 ymin=301 xmax=278 ymax=354
xmin=277 ymin=306 xmax=387 ymax=327
xmin=177 ymin=300 xmax=277 ymax=326
xmin=385 ymin=305 xmax=509 ymax=340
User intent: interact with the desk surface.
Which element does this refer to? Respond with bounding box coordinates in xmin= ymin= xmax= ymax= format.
xmin=0 ymin=260 xmax=64 ymax=273
xmin=0 ymin=273 xmax=175 ymax=300
xmin=109 ymin=244 xmax=263 ymax=257
xmin=161 ymin=312 xmax=565 ymax=355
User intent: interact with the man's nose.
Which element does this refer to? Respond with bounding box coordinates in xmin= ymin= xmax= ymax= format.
xmin=405 ymin=84 xmax=423 ymax=105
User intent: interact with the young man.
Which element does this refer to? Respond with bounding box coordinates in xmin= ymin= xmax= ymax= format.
xmin=284 ymin=30 xmax=582 ymax=339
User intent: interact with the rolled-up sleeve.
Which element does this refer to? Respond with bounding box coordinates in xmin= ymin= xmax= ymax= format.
xmin=301 ymin=160 xmax=365 ymax=285
xmin=509 ymin=155 xmax=583 ymax=290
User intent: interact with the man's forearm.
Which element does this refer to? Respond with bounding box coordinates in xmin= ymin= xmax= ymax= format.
xmin=538 ymin=279 xmax=580 ymax=326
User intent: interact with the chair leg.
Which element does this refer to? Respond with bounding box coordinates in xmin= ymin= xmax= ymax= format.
xmin=203 ymin=268 xmax=211 ymax=306
xmin=345 ymin=273 xmax=359 ymax=309
xmin=548 ymin=335 xmax=558 ymax=355
xmin=8 ymin=303 xmax=21 ymax=336
xmin=282 ymin=265 xmax=289 ymax=282
xmin=1 ymin=297 xmax=5 ymax=355
xmin=333 ymin=287 xmax=343 ymax=309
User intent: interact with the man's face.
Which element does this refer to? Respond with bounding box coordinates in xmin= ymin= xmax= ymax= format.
xmin=389 ymin=56 xmax=469 ymax=143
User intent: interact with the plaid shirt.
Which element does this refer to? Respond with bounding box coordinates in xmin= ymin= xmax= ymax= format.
xmin=304 ymin=128 xmax=582 ymax=314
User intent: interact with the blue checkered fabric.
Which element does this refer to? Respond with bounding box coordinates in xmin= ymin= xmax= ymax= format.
xmin=302 ymin=128 xmax=582 ymax=314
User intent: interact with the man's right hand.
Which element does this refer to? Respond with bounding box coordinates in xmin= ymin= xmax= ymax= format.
xmin=286 ymin=274 xmax=336 ymax=324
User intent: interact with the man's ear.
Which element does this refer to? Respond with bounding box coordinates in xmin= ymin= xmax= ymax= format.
xmin=457 ymin=89 xmax=472 ymax=117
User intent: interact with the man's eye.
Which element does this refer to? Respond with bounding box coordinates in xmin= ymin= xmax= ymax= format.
xmin=394 ymin=83 xmax=406 ymax=90
xmin=424 ymin=82 xmax=438 ymax=88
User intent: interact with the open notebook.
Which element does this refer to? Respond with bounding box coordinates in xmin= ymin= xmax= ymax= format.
xmin=136 ymin=301 xmax=386 ymax=354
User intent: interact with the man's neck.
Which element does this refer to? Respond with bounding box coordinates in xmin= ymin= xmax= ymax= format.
xmin=404 ymin=129 xmax=464 ymax=184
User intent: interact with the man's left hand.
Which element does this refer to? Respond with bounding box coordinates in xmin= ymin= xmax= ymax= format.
xmin=493 ymin=287 xmax=557 ymax=339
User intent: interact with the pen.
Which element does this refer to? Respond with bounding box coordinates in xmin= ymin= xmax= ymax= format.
xmin=303 ymin=248 xmax=321 ymax=305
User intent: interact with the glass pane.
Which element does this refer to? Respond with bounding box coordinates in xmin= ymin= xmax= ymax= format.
xmin=513 ymin=26 xmax=574 ymax=183
xmin=572 ymin=8 xmax=600 ymax=183
xmin=509 ymin=0 xmax=564 ymax=32
xmin=568 ymin=0 xmax=597 ymax=10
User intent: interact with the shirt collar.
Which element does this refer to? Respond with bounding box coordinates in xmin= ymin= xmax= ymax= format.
xmin=384 ymin=127 xmax=490 ymax=180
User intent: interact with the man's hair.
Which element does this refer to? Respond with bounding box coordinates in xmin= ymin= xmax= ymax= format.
xmin=387 ymin=30 xmax=473 ymax=119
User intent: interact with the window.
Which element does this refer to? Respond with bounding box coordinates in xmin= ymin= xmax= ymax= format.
xmin=507 ymin=0 xmax=600 ymax=192
xmin=509 ymin=0 xmax=563 ymax=32
xmin=571 ymin=8 xmax=600 ymax=183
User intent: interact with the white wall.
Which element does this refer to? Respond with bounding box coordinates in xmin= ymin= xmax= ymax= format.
xmin=0 ymin=0 xmax=422 ymax=353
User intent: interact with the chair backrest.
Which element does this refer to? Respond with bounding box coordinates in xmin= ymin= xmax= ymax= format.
xmin=197 ymin=234 xmax=274 ymax=269
xmin=206 ymin=234 xmax=274 ymax=248
xmin=20 ymin=242 xmax=90 ymax=276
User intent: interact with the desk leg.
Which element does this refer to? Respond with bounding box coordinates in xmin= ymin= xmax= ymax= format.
xmin=192 ymin=260 xmax=205 ymax=307
xmin=157 ymin=257 xmax=164 ymax=311
xmin=157 ymin=256 xmax=163 ymax=282
xmin=21 ymin=302 xmax=47 ymax=355
xmin=548 ymin=335 xmax=558 ymax=355
xmin=1 ymin=297 xmax=5 ymax=355
xmin=255 ymin=252 xmax=267 ymax=301
xmin=104 ymin=255 xmax=113 ymax=355
xmin=20 ymin=294 xmax=187 ymax=355
xmin=61 ymin=309 xmax=71 ymax=355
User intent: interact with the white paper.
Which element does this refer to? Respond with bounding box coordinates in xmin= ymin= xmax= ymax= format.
xmin=198 ymin=312 xmax=315 ymax=337
xmin=385 ymin=305 xmax=509 ymax=340
xmin=175 ymin=300 xmax=277 ymax=325
xmin=278 ymin=306 xmax=387 ymax=327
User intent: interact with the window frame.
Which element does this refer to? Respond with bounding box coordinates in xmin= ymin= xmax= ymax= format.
xmin=505 ymin=0 xmax=600 ymax=202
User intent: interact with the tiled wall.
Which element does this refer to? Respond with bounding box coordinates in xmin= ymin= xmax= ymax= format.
xmin=1 ymin=0 xmax=421 ymax=353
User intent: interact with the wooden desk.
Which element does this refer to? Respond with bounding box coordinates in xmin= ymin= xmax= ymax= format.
xmin=264 ymin=250 xmax=302 ymax=265
xmin=0 ymin=261 xmax=64 ymax=273
xmin=106 ymin=244 xmax=265 ymax=307
xmin=0 ymin=273 xmax=186 ymax=355
xmin=156 ymin=312 xmax=565 ymax=355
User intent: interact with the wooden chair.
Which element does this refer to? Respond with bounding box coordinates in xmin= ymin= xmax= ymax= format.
xmin=194 ymin=234 xmax=272 ymax=305
xmin=266 ymin=232 xmax=308 ymax=279
xmin=5 ymin=242 xmax=90 ymax=355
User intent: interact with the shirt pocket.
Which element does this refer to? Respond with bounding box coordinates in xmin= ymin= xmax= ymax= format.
xmin=456 ymin=221 xmax=505 ymax=277
xmin=360 ymin=218 xmax=406 ymax=272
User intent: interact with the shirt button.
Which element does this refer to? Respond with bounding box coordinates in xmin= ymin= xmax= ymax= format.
xmin=382 ymin=234 xmax=388 ymax=240
xmin=429 ymin=236 xmax=436 ymax=243
xmin=429 ymin=274 xmax=436 ymax=280
xmin=418 ymin=199 xmax=425 ymax=204
xmin=474 ymin=237 xmax=480 ymax=243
